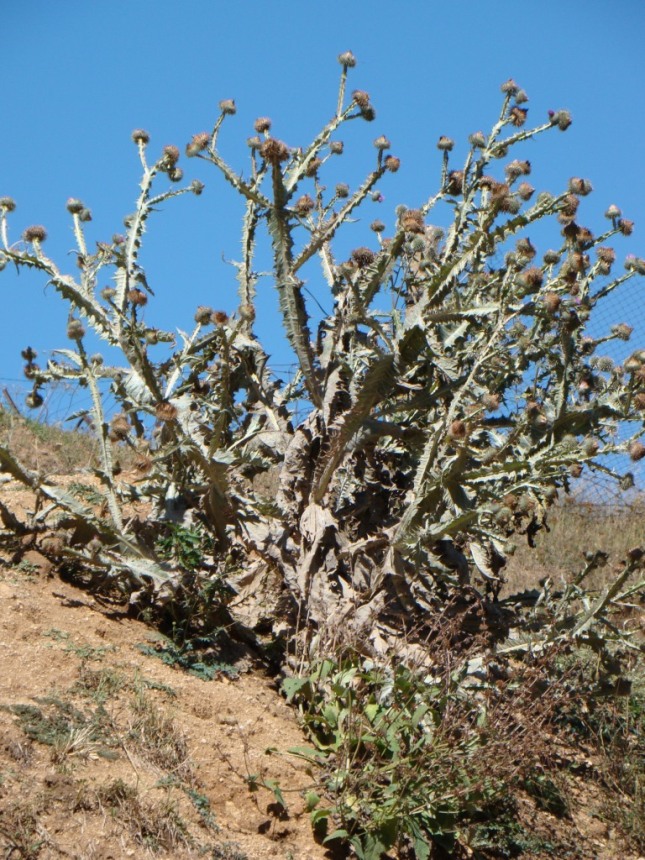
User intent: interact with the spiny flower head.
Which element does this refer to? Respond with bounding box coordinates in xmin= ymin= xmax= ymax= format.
xmin=0 ymin=196 xmax=16 ymax=212
xmin=384 ymin=155 xmax=400 ymax=172
xmin=351 ymin=247 xmax=375 ymax=268
xmin=352 ymin=89 xmax=370 ymax=109
xmin=260 ymin=138 xmax=290 ymax=164
xmin=549 ymin=109 xmax=572 ymax=130
xmin=131 ymin=128 xmax=150 ymax=145
xmin=219 ymin=99 xmax=236 ymax=115
xmin=67 ymin=318 xmax=85 ymax=340
xmin=23 ymin=225 xmax=47 ymax=243
xmin=254 ymin=117 xmax=272 ymax=134
xmin=186 ymin=132 xmax=210 ymax=157
xmin=330 ymin=140 xmax=344 ymax=155
xmin=66 ymin=198 xmax=84 ymax=214
xmin=162 ymin=145 xmax=180 ymax=166
xmin=294 ymin=194 xmax=315 ymax=216
xmin=194 ymin=305 xmax=214 ymax=324
xmin=568 ymin=177 xmax=593 ymax=196
xmin=373 ymin=135 xmax=390 ymax=150
xmin=155 ymin=400 xmax=178 ymax=422
xmin=605 ymin=204 xmax=621 ymax=220
xmin=468 ymin=131 xmax=486 ymax=149
xmin=509 ymin=106 xmax=528 ymax=127
xmin=500 ymin=78 xmax=520 ymax=96
xmin=335 ymin=183 xmax=350 ymax=198
xmin=618 ymin=218 xmax=634 ymax=236
xmin=338 ymin=50 xmax=357 ymax=67
xmin=437 ymin=136 xmax=454 ymax=151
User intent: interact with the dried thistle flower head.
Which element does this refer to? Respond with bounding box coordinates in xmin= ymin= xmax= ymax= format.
xmin=330 ymin=140 xmax=344 ymax=155
xmin=190 ymin=179 xmax=205 ymax=196
xmin=384 ymin=155 xmax=400 ymax=173
xmin=162 ymin=145 xmax=180 ymax=166
xmin=338 ymin=50 xmax=357 ymax=67
xmin=335 ymin=183 xmax=350 ymax=198
xmin=401 ymin=209 xmax=425 ymax=234
xmin=155 ymin=400 xmax=178 ymax=422
xmin=611 ymin=322 xmax=632 ymax=341
xmin=247 ymin=136 xmax=262 ymax=149
xmin=352 ymin=89 xmax=370 ymax=108
xmin=131 ymin=128 xmax=150 ymax=145
xmin=448 ymin=419 xmax=468 ymax=439
xmin=260 ymin=138 xmax=290 ymax=164
xmin=254 ymin=117 xmax=272 ymax=134
xmin=482 ymin=393 xmax=501 ymax=411
xmin=625 ymin=255 xmax=645 ymax=274
xmin=25 ymin=391 xmax=44 ymax=409
xmin=66 ymin=198 xmax=84 ymax=214
xmin=0 ymin=196 xmax=16 ymax=211
xmin=219 ymin=99 xmax=236 ymax=115
xmin=109 ymin=413 xmax=130 ymax=441
xmin=186 ymin=132 xmax=210 ymax=157
xmin=194 ymin=305 xmax=214 ymax=324
xmin=211 ymin=310 xmax=229 ymax=325
xmin=505 ymin=159 xmax=531 ymax=180
xmin=568 ymin=177 xmax=593 ymax=196
xmin=501 ymin=78 xmax=520 ymax=96
xmin=445 ymin=170 xmax=464 ymax=195
xmin=518 ymin=267 xmax=543 ymax=290
xmin=127 ymin=288 xmax=148 ymax=307
xmin=21 ymin=346 xmax=37 ymax=361
xmin=23 ymin=225 xmax=47 ymax=243
xmin=67 ymin=318 xmax=85 ymax=340
xmin=351 ymin=247 xmax=375 ymax=268
xmin=543 ymin=292 xmax=561 ymax=315
xmin=633 ymin=392 xmax=645 ymax=410
xmin=373 ymin=135 xmax=390 ymax=150
xmin=509 ymin=106 xmax=528 ymax=127
xmin=437 ymin=136 xmax=454 ymax=151
xmin=468 ymin=131 xmax=486 ymax=149
xmin=618 ymin=218 xmax=634 ymax=236
xmin=629 ymin=441 xmax=645 ymax=462
xmin=168 ymin=167 xmax=183 ymax=183
xmin=294 ymin=194 xmax=315 ymax=216
xmin=239 ymin=303 xmax=255 ymax=322
xmin=370 ymin=219 xmax=385 ymax=233
xmin=549 ymin=109 xmax=572 ymax=130
xmin=101 ymin=286 xmax=116 ymax=301
xmin=304 ymin=157 xmax=322 ymax=177
xmin=605 ymin=204 xmax=621 ymax=220
xmin=517 ymin=182 xmax=534 ymax=201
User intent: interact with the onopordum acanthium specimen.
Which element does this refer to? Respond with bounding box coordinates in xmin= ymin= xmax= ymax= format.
xmin=1 ymin=56 xmax=644 ymax=653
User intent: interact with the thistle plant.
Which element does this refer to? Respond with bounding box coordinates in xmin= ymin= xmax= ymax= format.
xmin=1 ymin=56 xmax=643 ymax=652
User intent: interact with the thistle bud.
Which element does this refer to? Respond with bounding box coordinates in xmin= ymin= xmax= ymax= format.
xmin=304 ymin=158 xmax=322 ymax=177
xmin=194 ymin=306 xmax=214 ymax=324
xmin=109 ymin=413 xmax=130 ymax=441
xmin=186 ymin=132 xmax=210 ymax=157
xmin=23 ymin=225 xmax=47 ymax=243
xmin=549 ymin=109 xmax=572 ymax=130
xmin=260 ymin=138 xmax=290 ymax=164
xmin=384 ymin=155 xmax=400 ymax=173
xmin=294 ymin=194 xmax=315 ymax=216
xmin=509 ymin=106 xmax=528 ymax=127
xmin=611 ymin=322 xmax=632 ymax=341
xmin=330 ymin=140 xmax=344 ymax=155
xmin=569 ymin=463 xmax=583 ymax=478
xmin=168 ymin=167 xmax=183 ymax=183
xmin=239 ymin=303 xmax=255 ymax=322
xmin=211 ymin=310 xmax=229 ymax=325
xmin=352 ymin=90 xmax=370 ymax=108
xmin=568 ymin=177 xmax=593 ymax=196
xmin=482 ymin=393 xmax=501 ymax=411
xmin=26 ymin=391 xmax=44 ymax=409
xmin=335 ymin=183 xmax=350 ymax=198
xmin=219 ymin=99 xmax=236 ymax=115
xmin=351 ymin=247 xmax=375 ymax=268
xmin=101 ymin=287 xmax=116 ymax=301
xmin=543 ymin=292 xmax=561 ymax=315
xmin=338 ymin=51 xmax=357 ymax=67
xmin=401 ymin=209 xmax=425 ymax=234
xmin=253 ymin=116 xmax=272 ymax=134
xmin=517 ymin=182 xmax=534 ymax=201
xmin=247 ymin=136 xmax=262 ymax=149
xmin=131 ymin=128 xmax=150 ymax=145
xmin=79 ymin=208 xmax=92 ymax=222
xmin=127 ymin=288 xmax=148 ymax=307
xmin=370 ymin=219 xmax=385 ymax=233
xmin=604 ymin=204 xmax=621 ymax=220
xmin=618 ymin=219 xmax=634 ymax=236
xmin=373 ymin=135 xmax=390 ymax=150
xmin=67 ymin=319 xmax=85 ymax=340
xmin=625 ymin=255 xmax=645 ymax=275
xmin=449 ymin=419 xmax=468 ymax=440
xmin=505 ymin=159 xmax=531 ymax=180
xmin=633 ymin=392 xmax=645 ymax=410
xmin=437 ymin=136 xmax=454 ymax=152
xmin=518 ymin=267 xmax=543 ymax=290
xmin=155 ymin=400 xmax=178 ymax=422
xmin=21 ymin=347 xmax=37 ymax=361
xmin=190 ymin=179 xmax=205 ymax=196
xmin=501 ymin=78 xmax=520 ymax=96
xmin=0 ymin=196 xmax=16 ymax=212
xmin=629 ymin=441 xmax=645 ymax=462
xmin=66 ymin=198 xmax=84 ymax=214
xmin=162 ymin=145 xmax=180 ymax=166
xmin=468 ymin=131 xmax=486 ymax=149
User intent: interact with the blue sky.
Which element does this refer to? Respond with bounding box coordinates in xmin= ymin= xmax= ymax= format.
xmin=2 ymin=0 xmax=645 ymax=425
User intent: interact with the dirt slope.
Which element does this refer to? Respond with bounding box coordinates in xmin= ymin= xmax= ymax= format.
xmin=0 ymin=558 xmax=327 ymax=860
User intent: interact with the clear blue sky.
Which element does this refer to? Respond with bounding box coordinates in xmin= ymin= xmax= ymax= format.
xmin=2 ymin=0 xmax=645 ymax=416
